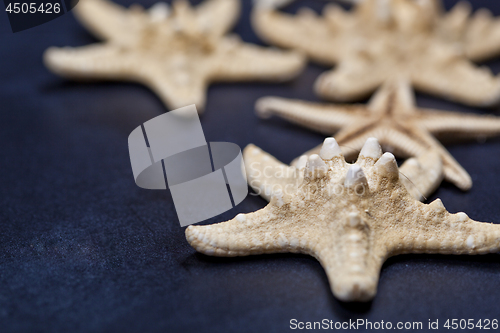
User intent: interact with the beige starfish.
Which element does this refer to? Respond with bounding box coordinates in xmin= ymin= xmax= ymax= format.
xmin=252 ymin=0 xmax=500 ymax=106
xmin=243 ymin=138 xmax=443 ymax=202
xmin=186 ymin=138 xmax=500 ymax=302
xmin=43 ymin=0 xmax=305 ymax=112
xmin=255 ymin=80 xmax=500 ymax=190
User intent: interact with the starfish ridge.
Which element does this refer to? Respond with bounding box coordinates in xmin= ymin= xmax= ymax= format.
xmin=44 ymin=0 xmax=305 ymax=112
xmin=186 ymin=138 xmax=500 ymax=302
xmin=252 ymin=0 xmax=500 ymax=106
xmin=255 ymin=80 xmax=500 ymax=190
xmin=243 ymin=138 xmax=443 ymax=203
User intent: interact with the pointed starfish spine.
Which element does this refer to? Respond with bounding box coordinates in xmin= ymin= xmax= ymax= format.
xmin=374 ymin=152 xmax=399 ymax=181
xmin=344 ymin=164 xmax=368 ymax=190
xmin=319 ymin=137 xmax=343 ymax=160
xmin=305 ymin=154 xmax=328 ymax=180
xmin=357 ymin=137 xmax=382 ymax=168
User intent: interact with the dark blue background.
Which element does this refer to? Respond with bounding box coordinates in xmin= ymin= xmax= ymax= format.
xmin=1 ymin=0 xmax=500 ymax=332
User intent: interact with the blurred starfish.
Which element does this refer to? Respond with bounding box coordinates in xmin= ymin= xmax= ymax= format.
xmin=187 ymin=138 xmax=500 ymax=301
xmin=44 ymin=0 xmax=305 ymax=112
xmin=252 ymin=0 xmax=500 ymax=106
xmin=256 ymin=80 xmax=500 ymax=190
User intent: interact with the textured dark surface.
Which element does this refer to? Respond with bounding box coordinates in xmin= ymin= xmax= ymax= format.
xmin=1 ymin=0 xmax=500 ymax=332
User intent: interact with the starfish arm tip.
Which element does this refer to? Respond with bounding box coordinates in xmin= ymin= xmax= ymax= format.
xmin=43 ymin=47 xmax=63 ymax=73
xmin=255 ymin=96 xmax=278 ymax=119
xmin=443 ymin=166 xmax=472 ymax=191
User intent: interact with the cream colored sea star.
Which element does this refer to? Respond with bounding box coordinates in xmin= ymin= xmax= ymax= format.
xmin=252 ymin=0 xmax=500 ymax=106
xmin=186 ymin=138 xmax=500 ymax=302
xmin=243 ymin=138 xmax=443 ymax=202
xmin=44 ymin=0 xmax=305 ymax=112
xmin=255 ymin=80 xmax=500 ymax=190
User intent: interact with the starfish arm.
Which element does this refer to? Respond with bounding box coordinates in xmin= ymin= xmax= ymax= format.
xmin=144 ymin=67 xmax=208 ymax=112
xmin=195 ymin=0 xmax=240 ymax=36
xmin=209 ymin=39 xmax=305 ymax=82
xmin=44 ymin=44 xmax=209 ymax=111
xmin=399 ymin=150 xmax=444 ymax=202
xmin=396 ymin=202 xmax=500 ymax=255
xmin=243 ymin=144 xmax=301 ymax=201
xmin=73 ymin=0 xmax=142 ymax=42
xmin=43 ymin=44 xmax=136 ymax=79
xmin=367 ymin=80 xmax=419 ymax=117
xmin=411 ymin=53 xmax=500 ymax=107
xmin=313 ymin=244 xmax=386 ymax=302
xmin=417 ymin=108 xmax=500 ymax=139
xmin=435 ymin=1 xmax=470 ymax=42
xmin=186 ymin=206 xmax=313 ymax=256
xmin=255 ymin=97 xmax=362 ymax=135
xmin=310 ymin=210 xmax=389 ymax=302
xmin=382 ymin=126 xmax=472 ymax=190
xmin=314 ymin=58 xmax=387 ymax=102
xmin=464 ymin=8 xmax=500 ymax=62
xmin=251 ymin=7 xmax=342 ymax=65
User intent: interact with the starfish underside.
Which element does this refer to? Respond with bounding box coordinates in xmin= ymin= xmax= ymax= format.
xmin=186 ymin=138 xmax=500 ymax=302
xmin=255 ymin=80 xmax=500 ymax=190
xmin=44 ymin=0 xmax=305 ymax=112
xmin=252 ymin=0 xmax=500 ymax=106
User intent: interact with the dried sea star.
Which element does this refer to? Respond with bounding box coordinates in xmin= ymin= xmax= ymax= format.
xmin=44 ymin=0 xmax=305 ymax=112
xmin=186 ymin=138 xmax=500 ymax=301
xmin=255 ymin=80 xmax=500 ymax=190
xmin=252 ymin=0 xmax=500 ymax=106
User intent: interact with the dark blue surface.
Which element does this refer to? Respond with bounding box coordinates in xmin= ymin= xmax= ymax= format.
xmin=1 ymin=0 xmax=500 ymax=332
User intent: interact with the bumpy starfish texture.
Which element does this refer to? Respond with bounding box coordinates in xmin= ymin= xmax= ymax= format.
xmin=256 ymin=80 xmax=500 ymax=190
xmin=44 ymin=0 xmax=305 ymax=112
xmin=243 ymin=137 xmax=443 ymax=202
xmin=186 ymin=138 xmax=500 ymax=302
xmin=252 ymin=0 xmax=500 ymax=106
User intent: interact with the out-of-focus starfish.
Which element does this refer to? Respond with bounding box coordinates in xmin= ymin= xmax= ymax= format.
xmin=44 ymin=0 xmax=305 ymax=112
xmin=255 ymin=80 xmax=500 ymax=190
xmin=186 ymin=138 xmax=500 ymax=302
xmin=243 ymin=138 xmax=443 ymax=202
xmin=252 ymin=0 xmax=500 ymax=106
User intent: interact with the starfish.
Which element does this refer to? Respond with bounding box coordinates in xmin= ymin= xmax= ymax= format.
xmin=243 ymin=138 xmax=443 ymax=202
xmin=43 ymin=0 xmax=305 ymax=112
xmin=186 ymin=138 xmax=500 ymax=302
xmin=252 ymin=0 xmax=500 ymax=106
xmin=255 ymin=80 xmax=500 ymax=190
